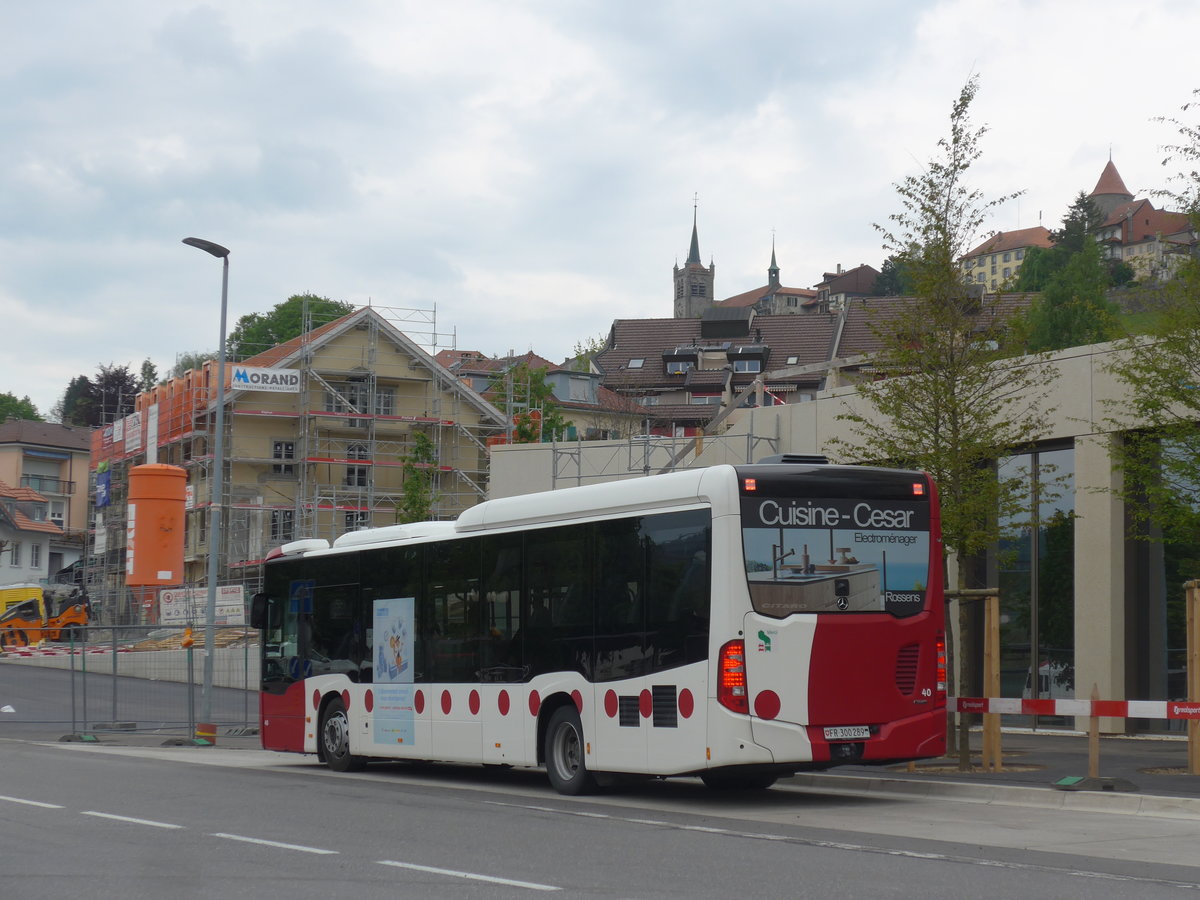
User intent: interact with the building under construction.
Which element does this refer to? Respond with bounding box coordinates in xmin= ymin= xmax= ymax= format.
xmin=87 ymin=305 xmax=506 ymax=623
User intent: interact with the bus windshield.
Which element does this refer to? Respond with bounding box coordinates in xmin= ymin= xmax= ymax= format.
xmin=740 ymin=473 xmax=931 ymax=618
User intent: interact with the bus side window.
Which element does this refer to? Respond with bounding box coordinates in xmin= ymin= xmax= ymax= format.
xmin=426 ymin=538 xmax=482 ymax=683
xmin=481 ymin=534 xmax=525 ymax=682
xmin=644 ymin=509 xmax=711 ymax=672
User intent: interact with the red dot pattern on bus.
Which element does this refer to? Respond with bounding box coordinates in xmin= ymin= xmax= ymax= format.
xmin=604 ymin=689 xmax=618 ymax=718
xmin=571 ymin=690 xmax=583 ymax=712
xmin=312 ymin=689 xmax=320 ymax=710
xmin=469 ymin=690 xmax=481 ymax=715
xmin=678 ymin=688 xmax=694 ymax=718
xmin=341 ymin=690 xmax=350 ymax=710
xmin=754 ymin=690 xmax=781 ymax=720
xmin=415 ymin=690 xmax=425 ymax=714
xmin=639 ymin=689 xmax=652 ymax=718
xmin=498 ymin=690 xmax=510 ymax=715
xmin=528 ymin=691 xmax=541 ymax=716
xmin=365 ymin=690 xmax=374 ymax=713
xmin=441 ymin=690 xmax=453 ymax=715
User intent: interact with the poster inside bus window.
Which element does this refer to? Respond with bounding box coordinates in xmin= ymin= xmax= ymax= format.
xmin=741 ymin=496 xmax=930 ymax=617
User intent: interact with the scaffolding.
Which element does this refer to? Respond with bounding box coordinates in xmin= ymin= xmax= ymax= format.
xmin=85 ymin=302 xmax=505 ymax=624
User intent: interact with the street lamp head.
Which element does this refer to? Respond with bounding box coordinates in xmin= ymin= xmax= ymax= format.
xmin=182 ymin=237 xmax=230 ymax=259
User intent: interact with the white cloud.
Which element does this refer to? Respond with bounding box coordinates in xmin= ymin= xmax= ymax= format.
xmin=2 ymin=0 xmax=1199 ymax=417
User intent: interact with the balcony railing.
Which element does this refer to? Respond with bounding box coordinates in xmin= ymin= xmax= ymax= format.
xmin=20 ymin=475 xmax=75 ymax=495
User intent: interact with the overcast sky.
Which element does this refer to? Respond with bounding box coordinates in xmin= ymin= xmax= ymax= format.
xmin=5 ymin=0 xmax=1198 ymax=417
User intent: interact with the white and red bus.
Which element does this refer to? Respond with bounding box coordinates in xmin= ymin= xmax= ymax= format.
xmin=252 ymin=457 xmax=946 ymax=793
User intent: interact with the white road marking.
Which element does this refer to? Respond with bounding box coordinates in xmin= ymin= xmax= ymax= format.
xmin=82 ymin=811 xmax=184 ymax=829
xmin=483 ymin=800 xmax=1200 ymax=890
xmin=377 ymin=859 xmax=561 ymax=892
xmin=212 ymin=832 xmax=338 ymax=855
xmin=0 ymin=794 xmax=64 ymax=809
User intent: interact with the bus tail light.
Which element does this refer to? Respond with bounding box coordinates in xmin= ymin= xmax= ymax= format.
xmin=717 ymin=640 xmax=749 ymax=714
xmin=935 ymin=632 xmax=947 ymax=696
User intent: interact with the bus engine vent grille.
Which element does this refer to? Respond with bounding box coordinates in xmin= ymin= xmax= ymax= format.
xmin=895 ymin=644 xmax=920 ymax=695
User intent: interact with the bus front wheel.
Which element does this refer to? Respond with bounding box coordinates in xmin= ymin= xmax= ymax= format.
xmin=544 ymin=706 xmax=597 ymax=795
xmin=320 ymin=697 xmax=366 ymax=772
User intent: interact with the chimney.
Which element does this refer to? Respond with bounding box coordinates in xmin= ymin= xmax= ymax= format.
xmin=836 ymin=263 xmax=843 ymax=275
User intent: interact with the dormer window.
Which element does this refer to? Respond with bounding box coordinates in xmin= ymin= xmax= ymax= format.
xmin=733 ymin=359 xmax=761 ymax=373
xmin=666 ymin=360 xmax=694 ymax=374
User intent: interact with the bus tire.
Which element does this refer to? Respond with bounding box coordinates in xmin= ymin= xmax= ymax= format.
xmin=700 ymin=769 xmax=778 ymax=791
xmin=319 ymin=697 xmax=366 ymax=773
xmin=544 ymin=706 xmax=597 ymax=795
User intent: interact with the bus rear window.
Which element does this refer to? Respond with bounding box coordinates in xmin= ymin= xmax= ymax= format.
xmin=741 ymin=494 xmax=930 ymax=618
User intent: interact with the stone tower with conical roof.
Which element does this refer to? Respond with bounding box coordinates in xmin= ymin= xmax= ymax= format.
xmin=673 ymin=205 xmax=715 ymax=318
xmin=1089 ymin=159 xmax=1134 ymax=221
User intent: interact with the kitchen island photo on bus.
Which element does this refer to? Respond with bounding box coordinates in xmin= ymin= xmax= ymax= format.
xmin=741 ymin=496 xmax=930 ymax=618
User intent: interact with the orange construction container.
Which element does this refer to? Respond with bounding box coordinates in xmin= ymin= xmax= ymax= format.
xmin=126 ymin=464 xmax=187 ymax=586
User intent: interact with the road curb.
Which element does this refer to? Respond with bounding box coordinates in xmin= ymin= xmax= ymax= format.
xmin=784 ymin=772 xmax=1200 ymax=819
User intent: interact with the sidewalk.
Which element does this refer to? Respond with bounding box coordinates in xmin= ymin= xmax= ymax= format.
xmin=788 ymin=729 xmax=1200 ymax=814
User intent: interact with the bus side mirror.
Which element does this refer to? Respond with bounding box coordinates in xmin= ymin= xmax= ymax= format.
xmin=250 ymin=592 xmax=270 ymax=630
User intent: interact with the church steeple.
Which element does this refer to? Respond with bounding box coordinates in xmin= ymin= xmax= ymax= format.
xmin=686 ymin=205 xmax=702 ymax=265
xmin=767 ymin=234 xmax=780 ymax=291
xmin=673 ymin=196 xmax=715 ymax=318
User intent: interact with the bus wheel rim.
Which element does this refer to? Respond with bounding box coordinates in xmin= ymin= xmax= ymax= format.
xmin=324 ymin=711 xmax=349 ymax=758
xmin=553 ymin=722 xmax=580 ymax=776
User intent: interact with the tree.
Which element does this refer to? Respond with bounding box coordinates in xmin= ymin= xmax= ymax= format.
xmin=57 ymin=375 xmax=95 ymax=426
xmin=226 ymin=294 xmax=354 ymax=360
xmin=569 ymin=333 xmax=607 ymax=372
xmin=55 ymin=364 xmax=140 ymax=426
xmin=1050 ymin=191 xmax=1104 ymax=254
xmin=1022 ymin=234 xmax=1120 ymax=351
xmin=0 ymin=392 xmax=42 ymax=422
xmin=397 ymin=431 xmax=437 ymax=524
xmin=871 ymin=254 xmax=915 ymax=296
xmin=1105 ymin=90 xmax=1200 ymax=544
xmin=169 ymin=351 xmax=218 ymax=380
xmin=138 ymin=358 xmax=159 ymax=392
xmin=490 ymin=362 xmax=568 ymax=443
xmin=833 ymin=77 xmax=1056 ymax=570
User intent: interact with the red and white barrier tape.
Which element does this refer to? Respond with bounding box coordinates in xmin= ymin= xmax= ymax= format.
xmin=952 ymin=697 xmax=1200 ymax=720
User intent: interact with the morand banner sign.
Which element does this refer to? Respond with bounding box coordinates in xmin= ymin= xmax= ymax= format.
xmin=231 ymin=366 xmax=301 ymax=393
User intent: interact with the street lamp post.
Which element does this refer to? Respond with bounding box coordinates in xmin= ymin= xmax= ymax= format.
xmin=182 ymin=237 xmax=230 ymax=728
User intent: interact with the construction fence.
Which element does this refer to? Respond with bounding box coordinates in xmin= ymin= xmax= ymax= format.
xmin=0 ymin=624 xmax=259 ymax=738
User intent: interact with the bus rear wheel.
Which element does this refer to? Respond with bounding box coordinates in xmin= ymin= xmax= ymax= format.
xmin=544 ymin=706 xmax=597 ymax=795
xmin=320 ymin=697 xmax=366 ymax=772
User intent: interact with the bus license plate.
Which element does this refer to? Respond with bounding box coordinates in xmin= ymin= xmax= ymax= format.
xmin=823 ymin=726 xmax=870 ymax=740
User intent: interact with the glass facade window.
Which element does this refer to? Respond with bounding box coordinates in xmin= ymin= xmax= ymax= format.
xmin=996 ymin=446 xmax=1075 ymax=728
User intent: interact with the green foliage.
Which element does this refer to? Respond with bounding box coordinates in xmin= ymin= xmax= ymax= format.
xmin=397 ymin=431 xmax=437 ymax=524
xmin=138 ymin=358 xmax=159 ymax=392
xmin=169 ymin=351 xmax=217 ymax=379
xmin=0 ymin=392 xmax=42 ymax=422
xmin=1023 ymin=236 xmax=1120 ymax=351
xmin=1013 ymin=246 xmax=1066 ymax=292
xmin=226 ymin=294 xmax=354 ymax=360
xmin=1106 ymin=92 xmax=1200 ymax=544
xmin=1050 ymin=192 xmax=1104 ymax=254
xmin=872 ymin=254 xmax=915 ymax=296
xmin=56 ymin=364 xmax=139 ymax=426
xmin=490 ymin=362 xmax=568 ymax=443
xmin=569 ymin=334 xmax=607 ymax=372
xmin=834 ymin=77 xmax=1057 ymax=577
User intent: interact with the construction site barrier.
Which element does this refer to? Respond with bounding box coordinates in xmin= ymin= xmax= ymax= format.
xmin=0 ymin=625 xmax=257 ymax=740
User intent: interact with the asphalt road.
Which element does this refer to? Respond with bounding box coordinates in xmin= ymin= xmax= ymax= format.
xmin=2 ymin=738 xmax=1200 ymax=899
